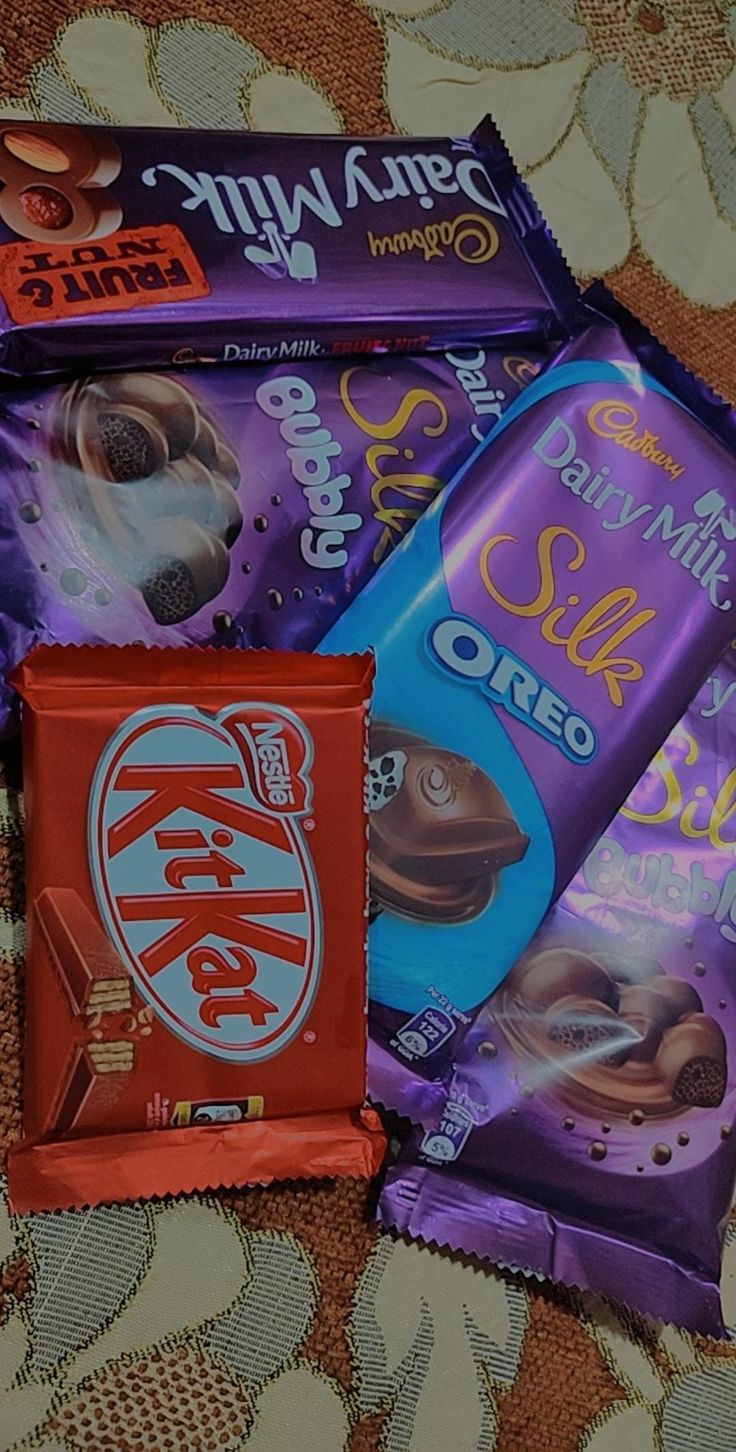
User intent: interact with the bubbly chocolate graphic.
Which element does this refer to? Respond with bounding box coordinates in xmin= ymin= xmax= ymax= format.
xmin=617 ymin=984 xmax=681 ymax=1062
xmin=545 ymin=994 xmax=631 ymax=1067
xmin=514 ymin=947 xmax=618 ymax=1012
xmin=369 ymin=722 xmax=529 ymax=924
xmin=658 ymin=1015 xmax=727 ymax=1108
xmin=54 ymin=373 xmax=242 ymax=625
xmin=500 ymin=946 xmax=726 ymax=1117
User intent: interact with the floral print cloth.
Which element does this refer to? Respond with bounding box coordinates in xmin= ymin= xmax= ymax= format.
xmin=1 ymin=5 xmax=736 ymax=1449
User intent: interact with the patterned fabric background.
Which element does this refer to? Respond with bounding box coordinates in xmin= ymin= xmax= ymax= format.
xmin=1 ymin=4 xmax=736 ymax=1449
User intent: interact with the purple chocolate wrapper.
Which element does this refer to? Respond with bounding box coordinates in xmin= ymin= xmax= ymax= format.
xmin=320 ymin=291 xmax=736 ymax=1108
xmin=380 ymin=654 xmax=736 ymax=1335
xmin=0 ymin=118 xmax=576 ymax=377
xmin=0 ymin=346 xmax=545 ymax=734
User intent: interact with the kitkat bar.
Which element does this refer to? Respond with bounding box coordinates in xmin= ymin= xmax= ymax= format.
xmin=0 ymin=118 xmax=577 ymax=378
xmin=46 ymin=1040 xmax=133 ymax=1137
xmin=8 ymin=644 xmax=385 ymax=1212
xmin=36 ymin=887 xmax=131 ymax=1019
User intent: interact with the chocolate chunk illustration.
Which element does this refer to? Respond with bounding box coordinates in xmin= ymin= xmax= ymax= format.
xmin=509 ymin=947 xmax=618 ymax=1012
xmin=657 ymin=1014 xmax=727 ymax=1108
xmin=53 ymin=373 xmax=242 ymax=625
xmin=545 ymin=994 xmax=633 ymax=1067
xmin=617 ymin=984 xmax=682 ymax=1063
xmin=98 ymin=409 xmax=168 ymax=482
xmin=369 ymin=722 xmax=529 ymax=924
xmin=647 ymin=976 xmax=703 ymax=1019
xmin=593 ymin=950 xmax=664 ymax=986
xmin=138 ymin=518 xmax=229 ymax=626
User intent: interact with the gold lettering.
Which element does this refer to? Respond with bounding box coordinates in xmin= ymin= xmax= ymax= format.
xmin=707 ymin=768 xmax=736 ymax=851
xmin=542 ymin=588 xmax=656 ymax=708
xmin=586 ymin=399 xmax=683 ymax=480
xmin=450 ymin=214 xmax=499 ymax=265
xmin=339 ymin=368 xmax=448 ymax=440
xmin=622 ymin=731 xmax=697 ymax=825
xmin=480 ymin=524 xmax=585 ymax=620
xmin=365 ymin=444 xmax=442 ymax=563
xmin=587 ymin=399 xmax=639 ymax=441
xmin=480 ymin=524 xmax=654 ymax=707
xmin=365 ymin=213 xmax=499 ymax=267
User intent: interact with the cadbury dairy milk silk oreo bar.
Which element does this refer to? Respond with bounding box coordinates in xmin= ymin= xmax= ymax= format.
xmin=0 ymin=118 xmax=576 ymax=377
xmin=379 ymin=651 xmax=736 ymax=1336
xmin=0 ymin=345 xmax=546 ymax=735
xmin=320 ymin=290 xmax=736 ymax=1059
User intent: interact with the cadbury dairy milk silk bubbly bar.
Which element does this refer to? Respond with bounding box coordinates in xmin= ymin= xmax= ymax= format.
xmin=0 ymin=345 xmax=545 ymax=735
xmin=0 ymin=118 xmax=576 ymax=376
xmin=380 ymin=652 xmax=736 ymax=1336
xmin=321 ymin=293 xmax=736 ymax=1080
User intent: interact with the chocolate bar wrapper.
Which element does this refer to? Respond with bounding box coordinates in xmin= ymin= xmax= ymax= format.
xmin=0 ymin=344 xmax=546 ymax=736
xmin=380 ymin=652 xmax=736 ymax=1336
xmin=8 ymin=645 xmax=385 ymax=1212
xmin=320 ymin=289 xmax=736 ymax=1095
xmin=0 ymin=118 xmax=576 ymax=378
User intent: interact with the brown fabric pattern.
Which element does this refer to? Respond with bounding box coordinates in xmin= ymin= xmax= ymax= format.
xmin=1 ymin=5 xmax=736 ymax=1451
xmin=0 ymin=0 xmax=393 ymax=134
xmin=48 ymin=1345 xmax=253 ymax=1450
xmin=608 ymin=245 xmax=736 ymax=405
xmin=497 ymin=1287 xmax=628 ymax=1451
xmin=224 ymin=1177 xmax=379 ymax=1390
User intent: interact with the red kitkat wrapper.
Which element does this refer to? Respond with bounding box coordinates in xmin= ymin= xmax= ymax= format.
xmin=8 ymin=644 xmax=385 ymax=1211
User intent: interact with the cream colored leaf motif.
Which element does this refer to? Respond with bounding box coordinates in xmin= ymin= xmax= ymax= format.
xmin=26 ymin=1203 xmax=150 ymax=1374
xmin=0 ymin=99 xmax=36 ymax=122
xmin=57 ymin=14 xmax=178 ymax=124
xmin=0 ymin=913 xmax=25 ymax=963
xmin=246 ymin=72 xmax=343 ymax=134
xmin=385 ymin=27 xmax=588 ymax=159
xmin=579 ymin=1298 xmax=664 ymax=1405
xmin=0 ymin=1179 xmax=18 ymax=1266
xmin=633 ymin=95 xmax=736 ymax=306
xmin=66 ymin=1201 xmax=246 ymax=1384
xmin=245 ymin=1366 xmax=349 ymax=1452
xmin=527 ymin=122 xmax=631 ymax=274
xmin=392 ymin=0 xmax=587 ymax=67
xmin=0 ymin=1307 xmax=29 ymax=1391
xmin=661 ymin=1365 xmax=736 ymax=1451
xmin=0 ymin=1377 xmax=56 ymax=1452
xmin=718 ymin=1221 xmax=736 ymax=1335
xmin=361 ymin=0 xmax=452 ymax=15
xmin=580 ymin=1402 xmax=658 ymax=1452
xmin=350 ymin=1236 xmax=527 ymax=1452
xmin=154 ymin=21 xmax=262 ymax=128
xmin=657 ymin=1324 xmax=702 ymax=1373
xmin=26 ymin=58 xmax=104 ymax=125
xmin=204 ymin=1232 xmax=317 ymax=1389
xmin=579 ymin=58 xmax=643 ymax=191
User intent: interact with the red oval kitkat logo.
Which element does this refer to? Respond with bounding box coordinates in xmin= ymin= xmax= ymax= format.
xmin=89 ymin=703 xmax=321 ymax=1062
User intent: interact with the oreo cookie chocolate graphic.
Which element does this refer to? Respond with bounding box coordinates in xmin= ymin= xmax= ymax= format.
xmin=54 ymin=374 xmax=242 ymax=624
xmin=369 ymin=722 xmax=529 ymax=924
xmin=501 ymin=946 xmax=727 ymax=1115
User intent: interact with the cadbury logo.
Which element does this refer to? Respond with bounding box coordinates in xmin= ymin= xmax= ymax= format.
xmin=586 ymin=400 xmax=685 ymax=481
xmin=89 ymin=702 xmax=320 ymax=1062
